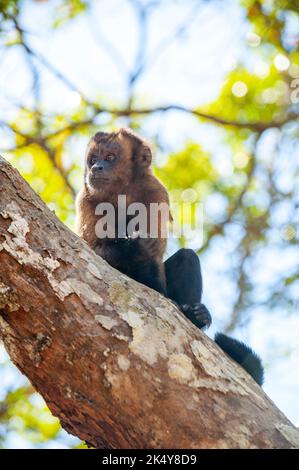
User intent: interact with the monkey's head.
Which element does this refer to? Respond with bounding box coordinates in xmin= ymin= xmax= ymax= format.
xmin=84 ymin=128 xmax=152 ymax=195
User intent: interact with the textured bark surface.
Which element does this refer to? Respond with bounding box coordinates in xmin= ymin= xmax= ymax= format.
xmin=0 ymin=155 xmax=298 ymax=449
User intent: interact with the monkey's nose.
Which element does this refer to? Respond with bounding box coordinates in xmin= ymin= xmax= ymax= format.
xmin=92 ymin=163 xmax=104 ymax=172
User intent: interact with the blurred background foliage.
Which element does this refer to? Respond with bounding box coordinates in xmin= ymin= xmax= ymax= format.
xmin=0 ymin=0 xmax=298 ymax=448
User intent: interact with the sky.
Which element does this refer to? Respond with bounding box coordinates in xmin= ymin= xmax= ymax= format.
xmin=0 ymin=0 xmax=298 ymax=447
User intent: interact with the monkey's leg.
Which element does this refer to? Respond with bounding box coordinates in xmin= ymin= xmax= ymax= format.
xmin=164 ymin=250 xmax=264 ymax=384
xmin=164 ymin=248 xmax=211 ymax=330
xmin=129 ymin=260 xmax=167 ymax=296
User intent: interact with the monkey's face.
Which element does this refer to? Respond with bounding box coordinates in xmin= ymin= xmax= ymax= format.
xmin=84 ymin=129 xmax=152 ymax=194
xmin=85 ymin=136 xmax=131 ymax=192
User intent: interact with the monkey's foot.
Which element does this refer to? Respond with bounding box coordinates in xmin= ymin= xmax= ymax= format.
xmin=180 ymin=303 xmax=212 ymax=330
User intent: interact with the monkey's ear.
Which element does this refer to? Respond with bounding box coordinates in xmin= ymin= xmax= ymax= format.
xmin=140 ymin=144 xmax=152 ymax=167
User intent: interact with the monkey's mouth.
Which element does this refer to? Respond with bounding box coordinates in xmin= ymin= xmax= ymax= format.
xmin=88 ymin=174 xmax=111 ymax=186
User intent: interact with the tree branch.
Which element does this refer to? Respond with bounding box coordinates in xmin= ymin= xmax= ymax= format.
xmin=0 ymin=155 xmax=298 ymax=449
xmin=2 ymin=106 xmax=297 ymax=156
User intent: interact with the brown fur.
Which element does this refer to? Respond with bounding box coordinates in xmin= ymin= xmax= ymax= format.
xmin=76 ymin=128 xmax=171 ymax=292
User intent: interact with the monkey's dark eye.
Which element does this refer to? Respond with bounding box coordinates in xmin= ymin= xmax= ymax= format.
xmin=106 ymin=154 xmax=116 ymax=162
xmin=89 ymin=155 xmax=98 ymax=167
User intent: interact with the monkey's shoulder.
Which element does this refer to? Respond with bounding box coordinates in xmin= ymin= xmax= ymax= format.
xmin=135 ymin=174 xmax=169 ymax=205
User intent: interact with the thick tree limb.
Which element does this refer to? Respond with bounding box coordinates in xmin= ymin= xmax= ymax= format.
xmin=0 ymin=156 xmax=298 ymax=449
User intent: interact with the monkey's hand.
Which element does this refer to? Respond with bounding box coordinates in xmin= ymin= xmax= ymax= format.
xmin=180 ymin=303 xmax=212 ymax=330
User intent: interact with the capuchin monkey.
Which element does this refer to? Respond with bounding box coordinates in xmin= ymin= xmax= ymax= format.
xmin=76 ymin=128 xmax=264 ymax=386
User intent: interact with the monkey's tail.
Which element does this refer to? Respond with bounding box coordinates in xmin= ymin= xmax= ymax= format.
xmin=214 ymin=333 xmax=264 ymax=386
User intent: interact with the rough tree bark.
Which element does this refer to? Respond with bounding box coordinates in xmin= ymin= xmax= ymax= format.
xmin=0 ymin=156 xmax=298 ymax=449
